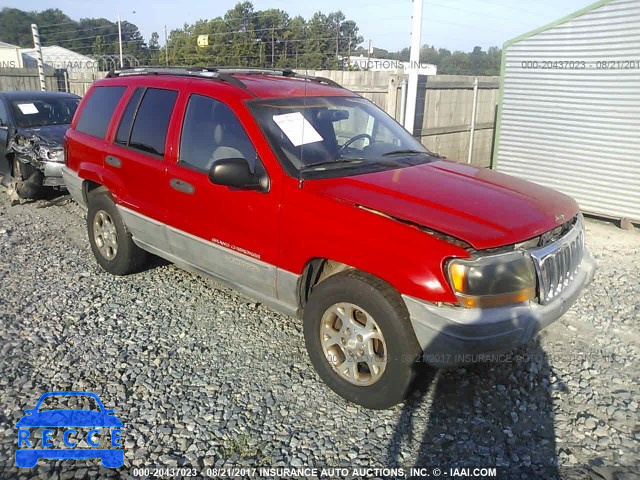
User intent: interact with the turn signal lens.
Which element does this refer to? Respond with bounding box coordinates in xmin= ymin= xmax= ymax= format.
xmin=449 ymin=263 xmax=467 ymax=292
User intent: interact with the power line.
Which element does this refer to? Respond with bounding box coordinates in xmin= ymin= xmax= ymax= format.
xmin=38 ymin=20 xmax=83 ymax=29
xmin=42 ymin=36 xmax=147 ymax=48
xmin=40 ymin=24 xmax=119 ymax=36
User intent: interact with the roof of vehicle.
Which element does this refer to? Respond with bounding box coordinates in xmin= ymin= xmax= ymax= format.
xmin=102 ymin=67 xmax=356 ymax=99
xmin=0 ymin=90 xmax=80 ymax=101
xmin=231 ymin=74 xmax=355 ymax=99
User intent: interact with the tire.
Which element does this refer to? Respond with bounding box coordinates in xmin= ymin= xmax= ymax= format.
xmin=13 ymin=157 xmax=42 ymax=199
xmin=87 ymin=190 xmax=147 ymax=275
xmin=303 ymin=270 xmax=422 ymax=409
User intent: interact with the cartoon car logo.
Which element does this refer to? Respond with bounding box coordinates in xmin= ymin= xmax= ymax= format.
xmin=16 ymin=391 xmax=123 ymax=468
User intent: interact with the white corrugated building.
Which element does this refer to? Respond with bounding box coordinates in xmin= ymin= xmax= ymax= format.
xmin=21 ymin=45 xmax=98 ymax=73
xmin=493 ymin=0 xmax=640 ymax=223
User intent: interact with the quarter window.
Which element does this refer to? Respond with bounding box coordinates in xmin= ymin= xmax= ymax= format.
xmin=179 ymin=94 xmax=259 ymax=172
xmin=128 ymin=88 xmax=178 ymax=157
xmin=76 ymin=86 xmax=126 ymax=139
xmin=115 ymin=87 xmax=144 ymax=145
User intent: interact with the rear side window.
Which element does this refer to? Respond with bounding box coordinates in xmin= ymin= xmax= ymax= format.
xmin=115 ymin=87 xmax=144 ymax=145
xmin=128 ymin=88 xmax=178 ymax=157
xmin=75 ymin=86 xmax=126 ymax=139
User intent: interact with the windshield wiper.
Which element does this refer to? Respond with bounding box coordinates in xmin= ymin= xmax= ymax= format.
xmin=383 ymin=149 xmax=424 ymax=156
xmin=383 ymin=149 xmax=443 ymax=158
xmin=300 ymin=158 xmax=365 ymax=171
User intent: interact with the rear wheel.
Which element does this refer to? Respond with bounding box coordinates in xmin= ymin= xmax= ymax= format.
xmin=303 ymin=270 xmax=422 ymax=409
xmin=87 ymin=191 xmax=147 ymax=275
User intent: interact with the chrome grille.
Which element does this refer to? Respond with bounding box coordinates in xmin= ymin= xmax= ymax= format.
xmin=529 ymin=217 xmax=585 ymax=305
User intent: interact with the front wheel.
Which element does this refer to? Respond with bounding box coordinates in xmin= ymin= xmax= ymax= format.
xmin=303 ymin=270 xmax=422 ymax=409
xmin=13 ymin=157 xmax=42 ymax=199
xmin=87 ymin=191 xmax=147 ymax=275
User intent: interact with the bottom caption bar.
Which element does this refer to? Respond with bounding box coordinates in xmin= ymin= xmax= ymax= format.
xmin=131 ymin=466 xmax=500 ymax=478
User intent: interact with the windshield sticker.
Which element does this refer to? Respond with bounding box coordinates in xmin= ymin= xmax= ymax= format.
xmin=272 ymin=112 xmax=323 ymax=147
xmin=17 ymin=103 xmax=39 ymax=115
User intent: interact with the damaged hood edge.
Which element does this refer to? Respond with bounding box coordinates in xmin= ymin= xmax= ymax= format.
xmin=15 ymin=124 xmax=69 ymax=146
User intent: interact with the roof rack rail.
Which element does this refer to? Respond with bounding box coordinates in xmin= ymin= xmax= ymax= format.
xmin=217 ymin=68 xmax=342 ymax=88
xmin=105 ymin=66 xmax=343 ymax=90
xmin=105 ymin=66 xmax=249 ymax=90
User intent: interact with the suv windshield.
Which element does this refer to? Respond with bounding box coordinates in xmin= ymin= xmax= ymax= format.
xmin=248 ymin=96 xmax=439 ymax=178
xmin=11 ymin=97 xmax=80 ymax=128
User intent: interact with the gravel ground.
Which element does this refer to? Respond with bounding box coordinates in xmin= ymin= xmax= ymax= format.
xmin=0 ymin=191 xmax=638 ymax=480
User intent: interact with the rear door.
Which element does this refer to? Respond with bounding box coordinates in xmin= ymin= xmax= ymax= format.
xmin=104 ymin=84 xmax=180 ymax=252
xmin=164 ymin=90 xmax=280 ymax=299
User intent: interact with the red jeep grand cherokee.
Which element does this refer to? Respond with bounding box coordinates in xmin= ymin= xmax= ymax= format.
xmin=64 ymin=67 xmax=595 ymax=409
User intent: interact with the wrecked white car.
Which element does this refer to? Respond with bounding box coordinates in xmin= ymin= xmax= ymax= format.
xmin=0 ymin=91 xmax=80 ymax=198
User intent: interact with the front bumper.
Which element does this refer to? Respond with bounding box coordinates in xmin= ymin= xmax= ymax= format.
xmin=42 ymin=161 xmax=65 ymax=187
xmin=403 ymin=248 xmax=596 ymax=367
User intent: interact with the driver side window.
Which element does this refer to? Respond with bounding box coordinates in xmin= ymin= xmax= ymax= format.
xmin=179 ymin=94 xmax=261 ymax=173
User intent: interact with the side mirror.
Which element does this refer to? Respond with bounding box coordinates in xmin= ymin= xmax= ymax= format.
xmin=208 ymin=157 xmax=269 ymax=192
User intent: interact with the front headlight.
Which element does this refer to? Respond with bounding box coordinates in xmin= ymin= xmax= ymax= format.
xmin=37 ymin=145 xmax=65 ymax=163
xmin=446 ymin=251 xmax=536 ymax=308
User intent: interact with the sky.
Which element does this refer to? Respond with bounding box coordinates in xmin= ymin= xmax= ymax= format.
xmin=2 ymin=0 xmax=595 ymax=52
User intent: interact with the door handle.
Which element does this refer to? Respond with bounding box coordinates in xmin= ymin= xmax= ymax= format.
xmin=105 ymin=155 xmax=122 ymax=168
xmin=169 ymin=178 xmax=195 ymax=194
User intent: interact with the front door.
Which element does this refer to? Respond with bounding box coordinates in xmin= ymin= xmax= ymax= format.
xmin=164 ymin=91 xmax=280 ymax=299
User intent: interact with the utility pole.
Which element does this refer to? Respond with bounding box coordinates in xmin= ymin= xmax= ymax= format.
xmin=117 ymin=14 xmax=124 ymax=68
xmin=30 ymin=23 xmax=46 ymax=91
xmin=271 ymin=27 xmax=275 ymax=67
xmin=164 ymin=25 xmax=169 ymax=66
xmin=467 ymin=76 xmax=479 ymax=164
xmin=367 ymin=39 xmax=372 ymax=69
xmin=404 ymin=0 xmax=423 ymax=135
xmin=335 ymin=21 xmax=340 ymax=59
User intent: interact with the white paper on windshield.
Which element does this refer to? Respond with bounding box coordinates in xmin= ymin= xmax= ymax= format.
xmin=17 ymin=103 xmax=39 ymax=115
xmin=272 ymin=112 xmax=323 ymax=147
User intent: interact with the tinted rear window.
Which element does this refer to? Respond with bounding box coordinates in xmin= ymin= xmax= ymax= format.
xmin=75 ymin=86 xmax=126 ymax=139
xmin=128 ymin=88 xmax=178 ymax=157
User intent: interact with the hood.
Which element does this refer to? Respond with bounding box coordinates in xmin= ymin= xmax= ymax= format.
xmin=305 ymin=160 xmax=579 ymax=250
xmin=16 ymin=124 xmax=69 ymax=146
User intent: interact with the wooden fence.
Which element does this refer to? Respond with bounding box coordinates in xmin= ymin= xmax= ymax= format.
xmin=298 ymin=70 xmax=500 ymax=167
xmin=1 ymin=68 xmax=499 ymax=167
xmin=66 ymin=71 xmax=107 ymax=96
xmin=0 ymin=68 xmax=60 ymax=92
